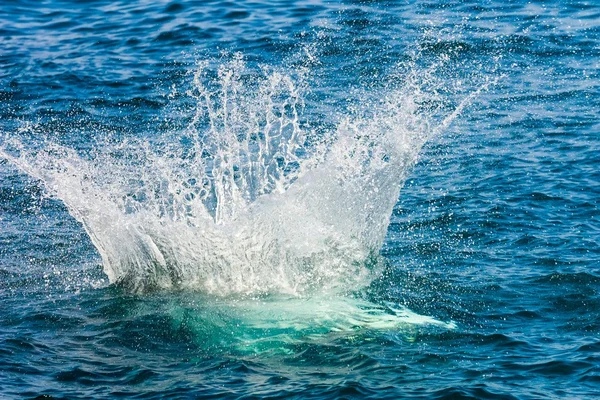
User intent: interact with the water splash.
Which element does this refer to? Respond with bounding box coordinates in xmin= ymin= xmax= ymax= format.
xmin=0 ymin=54 xmax=477 ymax=295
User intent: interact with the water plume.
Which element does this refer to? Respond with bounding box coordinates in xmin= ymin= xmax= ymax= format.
xmin=0 ymin=54 xmax=474 ymax=296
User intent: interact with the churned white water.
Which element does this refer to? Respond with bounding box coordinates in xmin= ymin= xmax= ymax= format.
xmin=1 ymin=55 xmax=479 ymax=296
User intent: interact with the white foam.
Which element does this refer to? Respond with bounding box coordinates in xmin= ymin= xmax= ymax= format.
xmin=0 ymin=55 xmax=474 ymax=295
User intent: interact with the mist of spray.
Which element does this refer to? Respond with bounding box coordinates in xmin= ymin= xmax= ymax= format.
xmin=0 ymin=54 xmax=479 ymax=296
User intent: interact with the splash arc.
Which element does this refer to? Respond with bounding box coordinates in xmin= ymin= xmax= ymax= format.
xmin=0 ymin=56 xmax=471 ymax=296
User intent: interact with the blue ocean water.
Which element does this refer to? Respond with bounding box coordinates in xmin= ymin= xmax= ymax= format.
xmin=1 ymin=0 xmax=599 ymax=398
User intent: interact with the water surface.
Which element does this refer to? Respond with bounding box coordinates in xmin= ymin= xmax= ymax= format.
xmin=1 ymin=0 xmax=599 ymax=398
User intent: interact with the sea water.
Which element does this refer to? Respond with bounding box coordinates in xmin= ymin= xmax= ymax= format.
xmin=1 ymin=0 xmax=599 ymax=398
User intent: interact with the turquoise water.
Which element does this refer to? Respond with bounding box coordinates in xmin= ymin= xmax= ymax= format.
xmin=1 ymin=0 xmax=599 ymax=398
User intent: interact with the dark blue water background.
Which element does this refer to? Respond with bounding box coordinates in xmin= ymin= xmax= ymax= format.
xmin=1 ymin=0 xmax=599 ymax=398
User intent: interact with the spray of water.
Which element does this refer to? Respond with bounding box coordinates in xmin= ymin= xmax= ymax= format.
xmin=0 ymin=54 xmax=479 ymax=297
